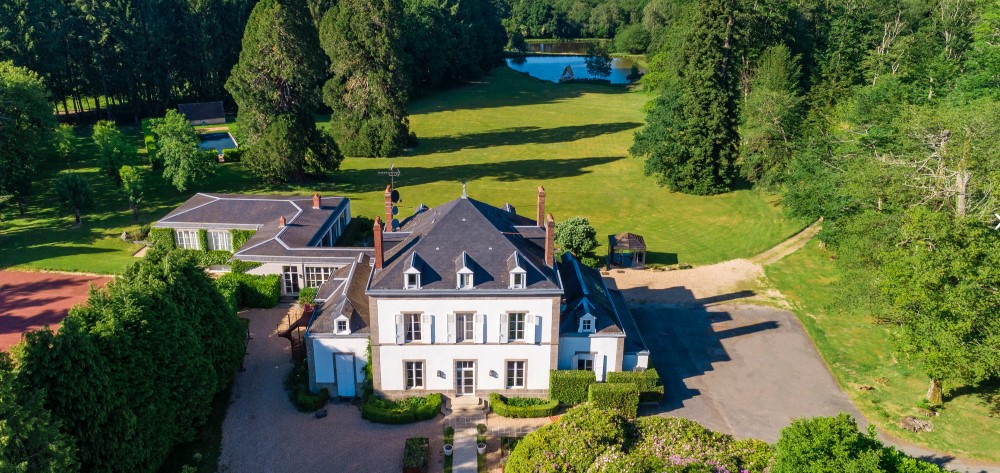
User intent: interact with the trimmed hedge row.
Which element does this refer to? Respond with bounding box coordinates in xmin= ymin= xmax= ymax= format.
xmin=149 ymin=228 xmax=176 ymax=250
xmin=550 ymin=370 xmax=596 ymax=404
xmin=403 ymin=437 xmax=429 ymax=470
xmin=490 ymin=394 xmax=559 ymax=418
xmin=216 ymin=273 xmax=281 ymax=309
xmin=361 ymin=394 xmax=443 ymax=424
xmin=607 ymin=368 xmax=664 ymax=403
xmin=588 ymin=383 xmax=639 ymax=418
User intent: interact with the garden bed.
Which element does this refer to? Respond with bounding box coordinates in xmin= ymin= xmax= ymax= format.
xmin=361 ymin=394 xmax=442 ymax=424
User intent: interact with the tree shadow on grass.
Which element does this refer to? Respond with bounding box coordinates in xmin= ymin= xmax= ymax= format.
xmin=329 ymin=156 xmax=624 ymax=195
xmin=411 ymin=122 xmax=642 ymax=155
xmin=945 ymin=378 xmax=1000 ymax=417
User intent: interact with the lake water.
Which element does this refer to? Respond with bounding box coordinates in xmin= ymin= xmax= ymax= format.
xmin=505 ymin=55 xmax=643 ymax=85
xmin=198 ymin=132 xmax=237 ymax=153
xmin=525 ymin=40 xmax=603 ymax=54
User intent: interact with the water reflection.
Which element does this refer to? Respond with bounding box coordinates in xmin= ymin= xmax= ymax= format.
xmin=505 ymin=55 xmax=643 ymax=85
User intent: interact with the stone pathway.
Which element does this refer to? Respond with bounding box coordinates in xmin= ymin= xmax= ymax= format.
xmin=446 ymin=402 xmax=486 ymax=473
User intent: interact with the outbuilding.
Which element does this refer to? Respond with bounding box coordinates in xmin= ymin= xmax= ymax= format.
xmin=608 ymin=232 xmax=646 ymax=269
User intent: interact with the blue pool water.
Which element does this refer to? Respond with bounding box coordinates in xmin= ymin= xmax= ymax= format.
xmin=505 ymin=55 xmax=643 ymax=85
xmin=198 ymin=132 xmax=237 ymax=153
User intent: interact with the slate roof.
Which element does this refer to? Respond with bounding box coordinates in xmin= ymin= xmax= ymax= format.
xmin=178 ymin=101 xmax=225 ymax=122
xmin=154 ymin=193 xmax=362 ymax=262
xmin=557 ymin=253 xmax=648 ymax=354
xmin=610 ymin=232 xmax=646 ymax=251
xmin=308 ymin=255 xmax=372 ymax=336
xmin=368 ymin=196 xmax=561 ymax=293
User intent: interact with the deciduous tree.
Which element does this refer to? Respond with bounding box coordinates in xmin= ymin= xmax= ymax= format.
xmin=151 ymin=110 xmax=215 ymax=192
xmin=555 ymin=216 xmax=598 ymax=256
xmin=55 ymin=173 xmax=93 ymax=226
xmin=53 ymin=123 xmax=76 ymax=166
xmin=119 ymin=165 xmax=143 ymax=221
xmin=92 ymin=120 xmax=136 ymax=187
xmin=0 ymin=61 xmax=53 ymax=215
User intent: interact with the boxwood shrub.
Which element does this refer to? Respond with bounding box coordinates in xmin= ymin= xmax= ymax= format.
xmin=222 ymin=148 xmax=244 ymax=162
xmin=588 ymin=382 xmax=639 ymax=418
xmin=285 ymin=359 xmax=329 ymax=412
xmin=298 ymin=287 xmax=318 ymax=305
xmin=607 ymin=368 xmax=664 ymax=403
xmin=149 ymin=228 xmax=175 ymax=250
xmin=361 ymin=393 xmax=443 ymax=424
xmin=216 ymin=273 xmax=281 ymax=309
xmin=550 ymin=370 xmax=596 ymax=405
xmin=490 ymin=393 xmax=559 ymax=418
xmin=403 ymin=437 xmax=429 ymax=470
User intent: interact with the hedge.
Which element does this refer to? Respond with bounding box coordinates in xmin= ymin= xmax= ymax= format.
xmin=230 ymin=259 xmax=262 ymax=274
xmin=588 ymin=383 xmax=639 ymax=418
xmin=490 ymin=394 xmax=559 ymax=418
xmin=285 ymin=359 xmax=329 ymax=412
xmin=361 ymin=394 xmax=443 ymax=424
xmin=216 ymin=273 xmax=281 ymax=309
xmin=607 ymin=369 xmax=664 ymax=403
xmin=230 ymin=229 xmax=256 ymax=251
xmin=149 ymin=228 xmax=175 ymax=250
xmin=550 ymin=370 xmax=596 ymax=404
xmin=298 ymin=287 xmax=318 ymax=305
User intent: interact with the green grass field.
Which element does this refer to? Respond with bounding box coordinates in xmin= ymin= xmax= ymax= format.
xmin=766 ymin=240 xmax=1000 ymax=461
xmin=0 ymin=67 xmax=804 ymax=274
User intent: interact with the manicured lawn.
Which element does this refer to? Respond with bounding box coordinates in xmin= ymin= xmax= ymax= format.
xmin=1 ymin=67 xmax=804 ymax=274
xmin=765 ymin=240 xmax=1000 ymax=461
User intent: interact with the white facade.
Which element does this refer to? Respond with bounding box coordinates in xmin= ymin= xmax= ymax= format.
xmin=557 ymin=335 xmax=623 ymax=382
xmin=373 ymin=296 xmax=557 ymax=397
xmin=310 ymin=336 xmax=369 ymax=397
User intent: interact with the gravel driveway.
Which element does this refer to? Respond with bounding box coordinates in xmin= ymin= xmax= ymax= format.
xmin=220 ymin=307 xmax=444 ymax=473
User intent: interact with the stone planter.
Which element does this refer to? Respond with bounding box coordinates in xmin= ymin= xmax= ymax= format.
xmin=477 ymin=443 xmax=487 ymax=455
xmin=443 ymin=444 xmax=453 ymax=457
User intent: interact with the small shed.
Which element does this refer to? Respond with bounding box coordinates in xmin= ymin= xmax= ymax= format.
xmin=177 ymin=101 xmax=225 ymax=125
xmin=608 ymin=232 xmax=646 ymax=269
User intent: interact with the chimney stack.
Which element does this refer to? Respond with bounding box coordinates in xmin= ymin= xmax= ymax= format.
xmin=373 ymin=217 xmax=384 ymax=270
xmin=545 ymin=213 xmax=555 ymax=268
xmin=279 ymin=215 xmax=287 ymax=227
xmin=312 ymin=192 xmax=321 ymax=209
xmin=384 ymin=185 xmax=393 ymax=232
xmin=536 ymin=186 xmax=546 ymax=228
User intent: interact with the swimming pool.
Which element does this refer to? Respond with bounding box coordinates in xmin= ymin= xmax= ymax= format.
xmin=198 ymin=132 xmax=237 ymax=153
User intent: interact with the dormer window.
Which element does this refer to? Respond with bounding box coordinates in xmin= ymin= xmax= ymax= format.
xmin=405 ymin=273 xmax=421 ymax=289
xmin=456 ymin=251 xmax=474 ymax=289
xmin=508 ymin=252 xmax=528 ymax=289
xmin=458 ymin=272 xmax=473 ymax=289
xmin=335 ymin=316 xmax=350 ymax=334
xmin=579 ymin=314 xmax=596 ymax=333
xmin=511 ymin=271 xmax=526 ymax=289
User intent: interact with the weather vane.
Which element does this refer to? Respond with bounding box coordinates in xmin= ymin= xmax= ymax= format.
xmin=378 ymin=163 xmax=401 ymax=190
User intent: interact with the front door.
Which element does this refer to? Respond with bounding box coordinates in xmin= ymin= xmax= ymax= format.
xmin=335 ymin=354 xmax=356 ymax=397
xmin=282 ymin=266 xmax=299 ymax=295
xmin=456 ymin=361 xmax=475 ymax=396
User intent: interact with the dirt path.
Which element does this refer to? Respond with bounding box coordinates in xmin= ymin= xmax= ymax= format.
xmin=749 ymin=219 xmax=822 ymax=266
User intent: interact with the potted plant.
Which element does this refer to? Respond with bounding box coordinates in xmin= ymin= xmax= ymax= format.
xmin=444 ymin=425 xmax=454 ymax=457
xmin=476 ymin=423 xmax=488 ymax=454
xmin=443 ymin=444 xmax=453 ymax=457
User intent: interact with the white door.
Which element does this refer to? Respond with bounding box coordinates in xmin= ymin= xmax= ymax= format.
xmin=456 ymin=361 xmax=475 ymax=396
xmin=335 ymin=354 xmax=356 ymax=397
xmin=282 ymin=266 xmax=299 ymax=295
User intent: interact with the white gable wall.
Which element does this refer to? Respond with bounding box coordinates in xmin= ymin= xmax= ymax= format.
xmin=557 ymin=335 xmax=622 ymax=382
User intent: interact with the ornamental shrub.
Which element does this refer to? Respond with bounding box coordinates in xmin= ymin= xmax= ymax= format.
xmin=298 ymin=287 xmax=318 ymax=305
xmin=284 ymin=359 xmax=329 ymax=412
xmin=550 ymin=370 xmax=596 ymax=404
xmin=222 ymin=147 xmax=244 ymax=162
xmin=149 ymin=228 xmax=176 ymax=249
xmin=216 ymin=273 xmax=281 ymax=308
xmin=505 ymin=404 xmax=626 ymax=473
xmin=361 ymin=394 xmax=442 ymax=424
xmin=607 ymin=369 xmax=665 ymax=403
xmin=489 ymin=394 xmax=559 ymax=418
xmin=588 ymin=382 xmax=639 ymax=418
xmin=230 ymin=259 xmax=262 ymax=273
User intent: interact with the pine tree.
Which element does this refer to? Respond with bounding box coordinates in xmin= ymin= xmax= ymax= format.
xmin=631 ymin=0 xmax=741 ymax=195
xmin=226 ymin=0 xmax=341 ymax=183
xmin=320 ymin=0 xmax=409 ymax=157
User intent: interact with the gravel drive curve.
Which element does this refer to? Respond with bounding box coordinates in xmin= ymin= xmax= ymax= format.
xmin=220 ymin=307 xmax=444 ymax=473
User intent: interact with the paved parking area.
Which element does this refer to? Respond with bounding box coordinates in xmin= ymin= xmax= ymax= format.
xmin=219 ymin=307 xmax=443 ymax=473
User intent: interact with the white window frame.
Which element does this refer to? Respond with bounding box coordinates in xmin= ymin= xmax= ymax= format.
xmin=175 ymin=230 xmax=200 ymax=250
xmin=506 ymin=360 xmax=526 ymax=389
xmin=336 ymin=318 xmax=349 ymax=334
xmin=304 ymin=266 xmax=336 ymax=288
xmin=207 ymin=230 xmax=232 ymax=251
xmin=405 ymin=361 xmax=424 ymax=389
xmin=456 ymin=313 xmax=474 ymax=343
xmin=511 ymin=271 xmax=526 ymax=289
xmin=581 ymin=318 xmax=592 ymax=332
xmin=405 ymin=273 xmax=420 ymax=290
xmin=577 ymin=355 xmax=594 ymax=371
xmin=458 ymin=272 xmax=473 ymax=289
xmin=507 ymin=313 xmax=526 ymax=341
xmin=404 ymin=313 xmax=421 ymax=343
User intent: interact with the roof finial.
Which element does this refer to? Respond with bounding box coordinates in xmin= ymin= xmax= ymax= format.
xmin=461 ymin=180 xmax=467 ymax=199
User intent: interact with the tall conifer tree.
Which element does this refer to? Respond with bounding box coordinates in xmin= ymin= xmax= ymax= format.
xmin=320 ymin=0 xmax=409 ymax=157
xmin=226 ymin=0 xmax=341 ymax=182
xmin=631 ymin=0 xmax=741 ymax=195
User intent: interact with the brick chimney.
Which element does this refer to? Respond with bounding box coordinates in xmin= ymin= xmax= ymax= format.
xmin=279 ymin=215 xmax=286 ymax=227
xmin=545 ymin=213 xmax=555 ymax=268
xmin=312 ymin=192 xmax=321 ymax=209
xmin=536 ymin=186 xmax=545 ymax=228
xmin=373 ymin=217 xmax=384 ymax=270
xmin=384 ymin=185 xmax=393 ymax=232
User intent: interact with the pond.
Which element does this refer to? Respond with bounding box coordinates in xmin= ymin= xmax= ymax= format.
xmin=198 ymin=132 xmax=237 ymax=153
xmin=505 ymin=55 xmax=643 ymax=85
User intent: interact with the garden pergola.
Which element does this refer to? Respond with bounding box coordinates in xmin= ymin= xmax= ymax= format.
xmin=608 ymin=232 xmax=646 ymax=269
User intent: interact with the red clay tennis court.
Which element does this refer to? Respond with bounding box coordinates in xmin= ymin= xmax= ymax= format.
xmin=0 ymin=271 xmax=111 ymax=352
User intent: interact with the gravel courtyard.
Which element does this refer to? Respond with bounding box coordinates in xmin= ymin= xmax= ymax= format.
xmin=219 ymin=307 xmax=443 ymax=473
